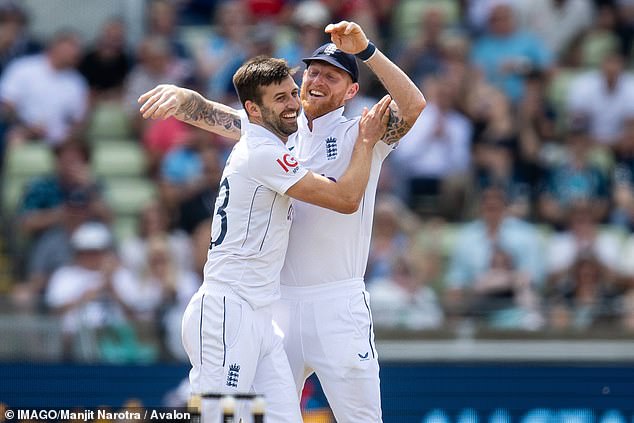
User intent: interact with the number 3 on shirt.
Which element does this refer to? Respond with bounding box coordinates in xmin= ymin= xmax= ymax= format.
xmin=209 ymin=178 xmax=230 ymax=249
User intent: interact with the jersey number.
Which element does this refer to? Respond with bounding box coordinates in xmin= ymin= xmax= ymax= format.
xmin=209 ymin=178 xmax=230 ymax=249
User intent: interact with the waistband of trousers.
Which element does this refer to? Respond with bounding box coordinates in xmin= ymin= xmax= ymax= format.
xmin=198 ymin=280 xmax=271 ymax=313
xmin=280 ymin=278 xmax=365 ymax=300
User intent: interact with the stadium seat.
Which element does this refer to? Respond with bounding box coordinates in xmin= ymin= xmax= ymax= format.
xmin=581 ymin=31 xmax=619 ymax=68
xmin=4 ymin=143 xmax=53 ymax=178
xmin=393 ymin=0 xmax=460 ymax=42
xmin=93 ymin=141 xmax=147 ymax=178
xmin=88 ymin=102 xmax=132 ymax=141
xmin=113 ymin=215 xmax=138 ymax=242
xmin=105 ymin=177 xmax=157 ymax=216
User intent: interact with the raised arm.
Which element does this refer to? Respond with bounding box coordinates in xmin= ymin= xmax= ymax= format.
xmin=326 ymin=21 xmax=426 ymax=144
xmin=138 ymin=84 xmax=242 ymax=140
xmin=286 ymin=95 xmax=391 ymax=213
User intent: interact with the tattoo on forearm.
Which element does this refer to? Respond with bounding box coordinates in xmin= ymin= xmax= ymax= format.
xmin=382 ymin=106 xmax=411 ymax=145
xmin=178 ymin=95 xmax=241 ymax=132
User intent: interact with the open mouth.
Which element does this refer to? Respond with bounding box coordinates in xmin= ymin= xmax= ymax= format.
xmin=308 ymin=89 xmax=326 ymax=98
xmin=281 ymin=111 xmax=297 ymax=121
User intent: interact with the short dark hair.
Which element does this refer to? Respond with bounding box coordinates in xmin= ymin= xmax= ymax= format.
xmin=232 ymin=56 xmax=296 ymax=109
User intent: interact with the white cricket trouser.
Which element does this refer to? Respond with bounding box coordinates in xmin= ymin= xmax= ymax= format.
xmin=182 ymin=284 xmax=302 ymax=423
xmin=273 ymin=279 xmax=382 ymax=423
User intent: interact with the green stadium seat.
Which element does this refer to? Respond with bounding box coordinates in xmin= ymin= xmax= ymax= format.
xmin=581 ymin=31 xmax=619 ymax=68
xmin=4 ymin=143 xmax=54 ymax=178
xmin=88 ymin=102 xmax=132 ymax=141
xmin=93 ymin=142 xmax=147 ymax=178
xmin=105 ymin=178 xmax=157 ymax=216
xmin=113 ymin=215 xmax=139 ymax=242
xmin=393 ymin=0 xmax=459 ymax=42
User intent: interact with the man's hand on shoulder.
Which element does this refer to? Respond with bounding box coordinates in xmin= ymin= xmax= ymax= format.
xmin=325 ymin=21 xmax=369 ymax=55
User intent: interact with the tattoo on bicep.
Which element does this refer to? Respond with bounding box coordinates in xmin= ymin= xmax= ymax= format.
xmin=382 ymin=106 xmax=411 ymax=145
xmin=178 ymin=96 xmax=241 ymax=132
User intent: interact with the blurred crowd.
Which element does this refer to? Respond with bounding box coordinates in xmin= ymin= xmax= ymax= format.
xmin=1 ymin=0 xmax=634 ymax=362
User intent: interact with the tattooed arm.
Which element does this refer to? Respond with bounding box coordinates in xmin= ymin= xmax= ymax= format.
xmin=326 ymin=21 xmax=426 ymax=145
xmin=138 ymin=84 xmax=242 ymax=140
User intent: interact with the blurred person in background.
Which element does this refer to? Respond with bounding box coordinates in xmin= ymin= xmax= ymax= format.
xmin=194 ymin=1 xmax=249 ymax=102
xmin=119 ymin=200 xmax=193 ymax=281
xmin=444 ymin=185 xmax=544 ymax=328
xmin=17 ymin=140 xmax=111 ymax=244
xmin=78 ymin=17 xmax=132 ymax=101
xmin=567 ymin=49 xmax=634 ymax=147
xmin=471 ymin=1 xmax=553 ymax=103
xmin=610 ymin=117 xmax=634 ymax=229
xmin=146 ymin=0 xmax=190 ymax=61
xmin=12 ymin=189 xmax=102 ymax=310
xmin=0 ymin=29 xmax=87 ymax=146
xmin=368 ymin=252 xmax=444 ymax=331
xmin=122 ymin=236 xmax=200 ymax=361
xmin=545 ymin=201 xmax=622 ymax=293
xmin=390 ymin=75 xmax=472 ymax=219
xmin=275 ymin=0 xmax=331 ymax=75
xmin=366 ymin=195 xmax=421 ymax=283
xmin=547 ymin=252 xmax=620 ymax=330
xmin=124 ymin=34 xmax=189 ymax=134
xmin=397 ymin=6 xmax=449 ymax=85
xmin=538 ymin=117 xmax=610 ymax=228
xmin=0 ymin=0 xmax=40 ymax=76
xmin=45 ymin=222 xmax=138 ymax=359
xmin=515 ymin=0 xmax=594 ymax=58
xmin=158 ymin=126 xmax=213 ymax=221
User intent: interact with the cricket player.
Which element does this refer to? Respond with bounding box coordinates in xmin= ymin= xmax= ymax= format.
xmin=140 ymin=56 xmax=390 ymax=422
xmin=140 ymin=21 xmax=425 ymax=422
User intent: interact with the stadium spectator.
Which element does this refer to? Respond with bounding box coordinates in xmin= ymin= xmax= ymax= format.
xmin=0 ymin=0 xmax=40 ymax=76
xmin=471 ymin=2 xmax=553 ymax=103
xmin=275 ymin=0 xmax=331 ymax=74
xmin=78 ymin=17 xmax=132 ymax=100
xmin=537 ymin=118 xmax=610 ymax=227
xmin=547 ymin=252 xmax=619 ymax=330
xmin=366 ymin=195 xmax=421 ymax=283
xmin=545 ymin=202 xmax=622 ymax=298
xmin=515 ymin=0 xmax=594 ymax=57
xmin=17 ymin=140 xmax=111 ymax=240
xmin=124 ymin=35 xmax=189 ymax=134
xmin=397 ymin=5 xmax=449 ymax=84
xmin=0 ymin=29 xmax=87 ymax=146
xmin=12 ymin=189 xmax=100 ymax=310
xmin=391 ymin=75 xmax=472 ymax=218
xmin=368 ymin=251 xmax=444 ymax=330
xmin=45 ymin=223 xmax=139 ymax=359
xmin=146 ymin=0 xmax=190 ymax=61
xmin=610 ymin=118 xmax=634 ymax=229
xmin=567 ymin=49 xmax=634 ymax=146
xmin=134 ymin=237 xmax=199 ymax=360
xmin=194 ymin=1 xmax=249 ymax=101
xmin=119 ymin=200 xmax=194 ymax=281
xmin=444 ymin=185 xmax=544 ymax=327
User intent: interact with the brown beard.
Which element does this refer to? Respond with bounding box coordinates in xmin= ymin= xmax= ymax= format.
xmin=300 ymin=83 xmax=347 ymax=120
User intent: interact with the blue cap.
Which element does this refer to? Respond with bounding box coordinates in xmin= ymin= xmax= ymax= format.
xmin=302 ymin=43 xmax=358 ymax=82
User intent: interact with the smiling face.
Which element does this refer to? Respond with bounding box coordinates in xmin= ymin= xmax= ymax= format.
xmin=300 ymin=61 xmax=359 ymax=120
xmin=249 ymin=75 xmax=301 ymax=140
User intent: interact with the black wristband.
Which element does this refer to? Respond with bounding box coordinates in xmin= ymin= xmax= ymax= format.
xmin=355 ymin=41 xmax=376 ymax=62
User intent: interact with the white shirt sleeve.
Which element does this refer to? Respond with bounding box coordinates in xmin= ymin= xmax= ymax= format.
xmin=248 ymin=141 xmax=308 ymax=194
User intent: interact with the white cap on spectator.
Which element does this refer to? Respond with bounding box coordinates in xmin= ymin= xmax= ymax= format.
xmin=293 ymin=0 xmax=330 ymax=28
xmin=71 ymin=222 xmax=113 ymax=251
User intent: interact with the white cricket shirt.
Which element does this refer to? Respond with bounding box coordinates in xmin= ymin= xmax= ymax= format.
xmin=202 ymin=121 xmax=308 ymax=308
xmin=281 ymin=106 xmax=395 ymax=287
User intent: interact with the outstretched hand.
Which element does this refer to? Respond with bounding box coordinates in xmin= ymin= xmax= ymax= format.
xmin=138 ymin=84 xmax=188 ymax=120
xmin=358 ymin=94 xmax=391 ymax=147
xmin=325 ymin=21 xmax=369 ymax=54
